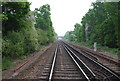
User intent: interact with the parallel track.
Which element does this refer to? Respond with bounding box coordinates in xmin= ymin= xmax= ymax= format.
xmin=40 ymin=41 xmax=96 ymax=81
xmin=62 ymin=41 xmax=120 ymax=81
xmin=69 ymin=42 xmax=120 ymax=74
xmin=9 ymin=40 xmax=120 ymax=81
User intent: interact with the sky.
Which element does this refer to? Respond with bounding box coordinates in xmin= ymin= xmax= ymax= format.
xmin=28 ymin=0 xmax=96 ymax=36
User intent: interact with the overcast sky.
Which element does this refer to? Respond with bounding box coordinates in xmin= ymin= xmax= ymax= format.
xmin=28 ymin=0 xmax=96 ymax=36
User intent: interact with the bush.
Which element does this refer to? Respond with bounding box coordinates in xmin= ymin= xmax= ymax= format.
xmin=36 ymin=29 xmax=49 ymax=45
xmin=2 ymin=26 xmax=55 ymax=58
xmin=2 ymin=57 xmax=12 ymax=70
xmin=2 ymin=27 xmax=39 ymax=57
xmin=76 ymin=42 xmax=120 ymax=55
xmin=22 ymin=27 xmax=39 ymax=54
xmin=2 ymin=31 xmax=25 ymax=58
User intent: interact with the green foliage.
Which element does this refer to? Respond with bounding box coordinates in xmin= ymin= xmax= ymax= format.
xmin=23 ymin=28 xmax=39 ymax=54
xmin=75 ymin=42 xmax=120 ymax=55
xmin=2 ymin=10 xmax=39 ymax=57
xmin=36 ymin=29 xmax=49 ymax=45
xmin=2 ymin=31 xmax=25 ymax=58
xmin=2 ymin=3 xmax=56 ymax=70
xmin=2 ymin=2 xmax=30 ymax=34
xmin=1 ymin=14 xmax=8 ymax=21
xmin=64 ymin=31 xmax=76 ymax=42
xmin=2 ymin=57 xmax=12 ymax=70
xmin=34 ymin=4 xmax=51 ymax=30
xmin=34 ymin=4 xmax=56 ymax=43
xmin=64 ymin=2 xmax=120 ymax=54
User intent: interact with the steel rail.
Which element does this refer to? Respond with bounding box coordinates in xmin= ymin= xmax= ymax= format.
xmin=65 ymin=45 xmax=96 ymax=78
xmin=48 ymin=47 xmax=58 ymax=81
xmin=63 ymin=41 xmax=120 ymax=80
xmin=64 ymin=45 xmax=91 ymax=81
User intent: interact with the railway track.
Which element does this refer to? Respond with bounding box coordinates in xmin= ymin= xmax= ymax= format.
xmin=39 ymin=42 xmax=95 ymax=81
xmin=62 ymin=41 xmax=120 ymax=81
xmin=39 ymin=40 xmax=120 ymax=81
xmin=68 ymin=42 xmax=120 ymax=74
xmin=6 ymin=40 xmax=120 ymax=81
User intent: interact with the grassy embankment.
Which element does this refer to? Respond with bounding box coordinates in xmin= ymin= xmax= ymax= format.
xmin=74 ymin=41 xmax=120 ymax=55
xmin=2 ymin=45 xmax=46 ymax=71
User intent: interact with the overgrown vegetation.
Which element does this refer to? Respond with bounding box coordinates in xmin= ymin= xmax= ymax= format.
xmin=74 ymin=41 xmax=119 ymax=55
xmin=64 ymin=2 xmax=120 ymax=55
xmin=2 ymin=2 xmax=56 ymax=70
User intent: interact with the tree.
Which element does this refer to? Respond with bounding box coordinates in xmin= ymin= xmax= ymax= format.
xmin=64 ymin=2 xmax=120 ymax=48
xmin=34 ymin=4 xmax=56 ymax=43
xmin=2 ymin=2 xmax=30 ymax=35
xmin=34 ymin=4 xmax=51 ymax=30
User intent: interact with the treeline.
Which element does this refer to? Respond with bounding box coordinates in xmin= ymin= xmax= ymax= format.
xmin=64 ymin=2 xmax=120 ymax=49
xmin=2 ymin=2 xmax=56 ymax=59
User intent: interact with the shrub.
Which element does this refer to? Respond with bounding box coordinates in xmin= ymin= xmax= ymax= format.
xmin=2 ymin=57 xmax=12 ymax=70
xmin=2 ymin=31 xmax=25 ymax=58
xmin=22 ymin=27 xmax=39 ymax=54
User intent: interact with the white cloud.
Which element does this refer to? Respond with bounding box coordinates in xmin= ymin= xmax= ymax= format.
xmin=28 ymin=0 xmax=96 ymax=36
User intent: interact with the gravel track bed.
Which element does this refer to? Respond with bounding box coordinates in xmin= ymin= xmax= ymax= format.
xmin=67 ymin=42 xmax=120 ymax=74
xmin=11 ymin=41 xmax=58 ymax=79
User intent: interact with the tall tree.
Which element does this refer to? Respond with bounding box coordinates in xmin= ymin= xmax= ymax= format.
xmin=2 ymin=2 xmax=30 ymax=35
xmin=64 ymin=2 xmax=120 ymax=48
xmin=34 ymin=4 xmax=55 ymax=43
